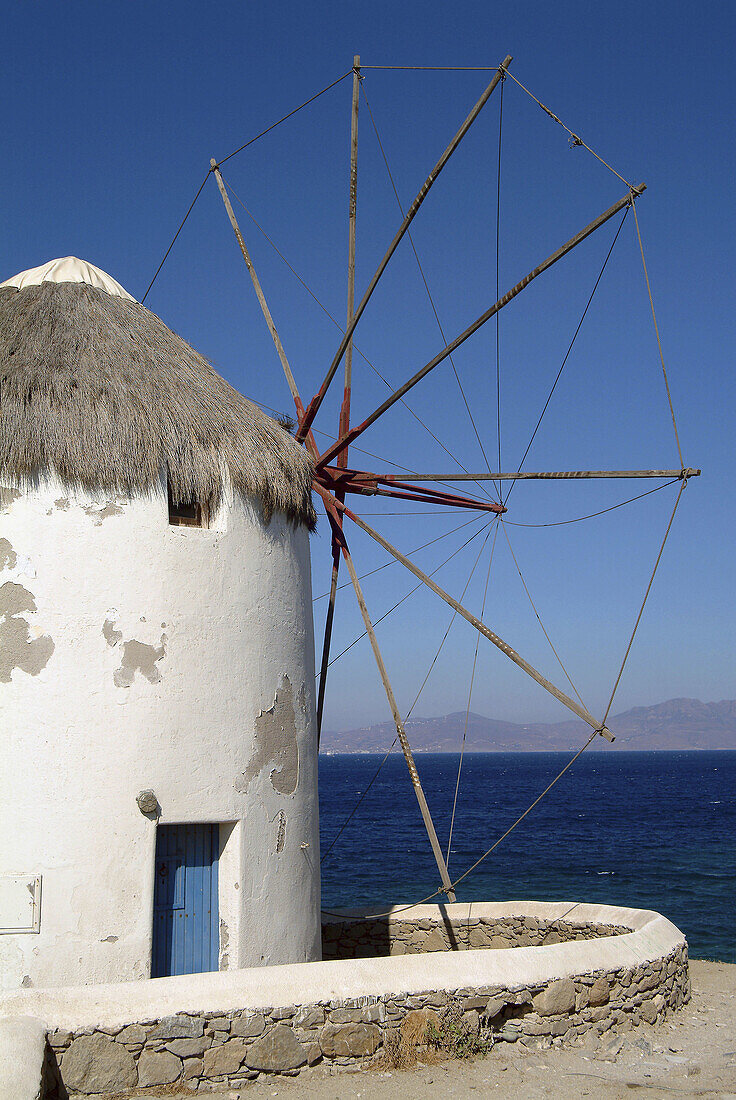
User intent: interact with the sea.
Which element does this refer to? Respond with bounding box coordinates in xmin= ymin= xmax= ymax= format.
xmin=319 ymin=751 xmax=736 ymax=964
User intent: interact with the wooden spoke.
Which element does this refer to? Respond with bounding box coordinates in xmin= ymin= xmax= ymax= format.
xmin=211 ymin=164 xmax=320 ymax=458
xmin=317 ymin=485 xmax=614 ymax=741
xmin=316 ymin=464 xmax=504 ymax=512
xmin=318 ymin=489 xmax=457 ymax=899
xmin=363 ymin=469 xmax=701 ymax=481
xmin=315 ymin=184 xmax=645 ymax=469
xmin=297 ymin=56 xmax=513 ymax=442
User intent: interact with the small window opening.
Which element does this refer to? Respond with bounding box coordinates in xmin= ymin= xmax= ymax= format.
xmin=168 ymin=481 xmax=207 ymax=528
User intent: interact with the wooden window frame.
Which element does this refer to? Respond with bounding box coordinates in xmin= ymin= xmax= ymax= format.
xmin=167 ymin=481 xmax=208 ymax=529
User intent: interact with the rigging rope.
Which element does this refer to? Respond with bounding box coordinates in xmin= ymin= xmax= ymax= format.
xmin=324 ymin=518 xmax=492 ymax=671
xmin=321 ymin=726 xmax=600 ymax=918
xmin=313 ymin=513 xmax=482 ymax=601
xmin=257 ymin=399 xmax=459 ymax=481
xmin=224 ymin=180 xmax=492 ymax=504
xmin=630 ymin=198 xmax=684 ymax=470
xmin=321 ymin=477 xmax=688 ymax=907
xmin=321 ymin=482 xmax=688 ymax=907
xmin=601 ymin=479 xmax=687 ymax=725
xmin=501 ymin=70 xmax=633 ymax=190
xmin=141 ymin=171 xmax=211 ymax=303
xmin=502 ymin=477 xmax=679 ymax=527
xmin=359 ymin=81 xmax=496 ymax=501
xmin=447 ymin=728 xmax=600 ymax=893
xmin=500 ymin=520 xmax=587 ymax=709
xmin=361 ymin=65 xmax=504 ymax=71
xmin=215 ymin=71 xmax=353 ymax=167
xmin=320 ymin=738 xmax=398 ymax=866
xmin=320 ymin=518 xmax=498 ymax=865
xmin=346 ymin=510 xmax=483 ymax=516
xmin=504 ymin=207 xmax=629 ymax=506
xmin=446 ymin=521 xmax=500 ymax=866
xmin=404 ymin=518 xmax=500 ymax=720
xmin=142 ymin=70 xmax=351 ymax=304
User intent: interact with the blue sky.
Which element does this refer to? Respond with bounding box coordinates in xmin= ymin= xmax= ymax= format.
xmin=4 ymin=1 xmax=734 ymax=733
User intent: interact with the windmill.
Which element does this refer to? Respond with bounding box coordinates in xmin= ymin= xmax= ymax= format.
xmin=156 ymin=54 xmax=698 ymax=905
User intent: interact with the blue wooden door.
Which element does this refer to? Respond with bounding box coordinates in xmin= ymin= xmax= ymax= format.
xmin=151 ymin=824 xmax=219 ymax=977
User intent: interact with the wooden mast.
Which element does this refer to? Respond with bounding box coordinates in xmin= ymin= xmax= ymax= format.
xmin=343 ymin=54 xmax=360 ymax=430
xmin=317 ymin=55 xmax=361 ymax=738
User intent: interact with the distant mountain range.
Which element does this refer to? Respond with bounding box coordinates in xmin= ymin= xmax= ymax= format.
xmin=320 ymin=698 xmax=736 ymax=753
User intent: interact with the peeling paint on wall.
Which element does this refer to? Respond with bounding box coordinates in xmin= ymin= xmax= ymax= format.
xmin=0 ymin=487 xmax=20 ymax=512
xmin=0 ymin=539 xmax=17 ymax=573
xmin=219 ymin=919 xmax=229 ymax=970
xmin=82 ymin=502 xmax=124 ymax=525
xmin=238 ymin=675 xmax=301 ymax=795
xmin=45 ymin=498 xmax=71 ymax=516
xmin=275 ymin=810 xmax=287 ymax=853
xmin=0 ymin=581 xmax=55 ymax=683
xmin=113 ymin=633 xmax=167 ymax=687
xmin=102 ymin=619 xmax=123 ymax=647
xmin=105 ymin=608 xmax=167 ymax=686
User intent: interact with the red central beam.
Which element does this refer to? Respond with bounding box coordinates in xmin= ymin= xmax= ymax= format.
xmin=315 ymin=465 xmax=505 ymax=513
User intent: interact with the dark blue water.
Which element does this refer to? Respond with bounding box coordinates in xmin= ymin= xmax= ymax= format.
xmin=319 ymin=751 xmax=736 ymax=963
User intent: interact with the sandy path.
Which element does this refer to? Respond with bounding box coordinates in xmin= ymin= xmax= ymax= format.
xmin=131 ymin=961 xmax=736 ymax=1100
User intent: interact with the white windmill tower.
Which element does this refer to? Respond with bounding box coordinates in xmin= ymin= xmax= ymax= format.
xmin=0 ymin=257 xmax=321 ymax=990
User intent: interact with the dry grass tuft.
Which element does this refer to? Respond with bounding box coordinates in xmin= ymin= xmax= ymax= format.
xmin=380 ymin=1026 xmax=420 ymax=1070
xmin=426 ymin=1000 xmax=493 ymax=1060
xmin=374 ymin=1006 xmax=483 ymax=1071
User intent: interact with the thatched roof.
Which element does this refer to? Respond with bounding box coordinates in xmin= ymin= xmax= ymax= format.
xmin=0 ymin=259 xmax=316 ymax=529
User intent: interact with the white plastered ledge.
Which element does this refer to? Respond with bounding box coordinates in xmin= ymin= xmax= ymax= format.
xmin=0 ymin=257 xmax=136 ymax=300
xmin=0 ymin=903 xmax=686 ymax=1033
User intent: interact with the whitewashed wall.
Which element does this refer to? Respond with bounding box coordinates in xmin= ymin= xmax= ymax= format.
xmin=0 ymin=472 xmax=320 ymax=990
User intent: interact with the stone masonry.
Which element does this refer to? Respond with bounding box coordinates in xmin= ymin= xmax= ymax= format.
xmin=44 ymin=940 xmax=690 ymax=1096
xmin=322 ymin=913 xmax=630 ymax=960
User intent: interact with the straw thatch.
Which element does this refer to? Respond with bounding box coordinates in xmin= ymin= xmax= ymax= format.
xmin=0 ymin=281 xmax=316 ymax=528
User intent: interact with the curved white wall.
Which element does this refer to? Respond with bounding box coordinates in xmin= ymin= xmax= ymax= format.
xmin=0 ymin=472 xmax=320 ymax=990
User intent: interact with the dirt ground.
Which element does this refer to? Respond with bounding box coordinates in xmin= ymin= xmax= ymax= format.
xmin=132 ymin=960 xmax=736 ymax=1100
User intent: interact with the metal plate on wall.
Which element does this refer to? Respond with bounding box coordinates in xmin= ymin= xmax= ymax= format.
xmin=0 ymin=875 xmax=42 ymax=933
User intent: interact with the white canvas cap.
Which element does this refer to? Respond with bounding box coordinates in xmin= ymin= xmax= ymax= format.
xmin=0 ymin=257 xmax=136 ymax=301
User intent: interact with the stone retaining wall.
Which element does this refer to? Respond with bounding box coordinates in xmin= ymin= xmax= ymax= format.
xmin=0 ymin=902 xmax=691 ymax=1098
xmin=44 ymin=944 xmax=689 ymax=1095
xmin=322 ymin=912 xmax=630 ymax=959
